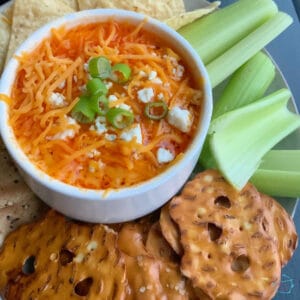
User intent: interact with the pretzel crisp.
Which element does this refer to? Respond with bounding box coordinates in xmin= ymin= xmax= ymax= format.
xmin=118 ymin=222 xmax=192 ymax=300
xmin=261 ymin=194 xmax=298 ymax=266
xmin=160 ymin=203 xmax=183 ymax=255
xmin=169 ymin=169 xmax=282 ymax=300
xmin=0 ymin=210 xmax=128 ymax=299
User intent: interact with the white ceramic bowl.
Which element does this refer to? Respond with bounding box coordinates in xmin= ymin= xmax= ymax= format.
xmin=0 ymin=9 xmax=212 ymax=223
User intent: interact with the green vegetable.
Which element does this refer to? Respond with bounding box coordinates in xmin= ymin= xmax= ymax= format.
xmin=207 ymin=12 xmax=292 ymax=87
xmin=212 ymin=51 xmax=275 ymax=119
xmin=111 ymin=63 xmax=131 ymax=83
xmin=208 ymin=89 xmax=300 ymax=189
xmin=86 ymin=78 xmax=108 ymax=95
xmin=106 ymin=107 xmax=134 ymax=129
xmin=144 ymin=101 xmax=168 ymax=120
xmin=71 ymin=95 xmax=95 ymax=123
xmin=251 ymin=150 xmax=300 ymax=197
xmin=88 ymin=56 xmax=111 ymax=79
xmin=90 ymin=94 xmax=109 ymax=116
xmin=178 ymin=0 xmax=278 ymax=65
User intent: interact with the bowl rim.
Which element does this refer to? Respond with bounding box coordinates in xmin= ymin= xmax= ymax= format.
xmin=0 ymin=8 xmax=213 ymax=201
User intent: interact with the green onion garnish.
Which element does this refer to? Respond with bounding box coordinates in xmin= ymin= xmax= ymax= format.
xmin=90 ymin=94 xmax=109 ymax=116
xmin=144 ymin=101 xmax=168 ymax=120
xmin=106 ymin=107 xmax=134 ymax=129
xmin=71 ymin=95 xmax=95 ymax=123
xmin=88 ymin=56 xmax=112 ymax=79
xmin=111 ymin=63 xmax=131 ymax=83
xmin=86 ymin=78 xmax=108 ymax=95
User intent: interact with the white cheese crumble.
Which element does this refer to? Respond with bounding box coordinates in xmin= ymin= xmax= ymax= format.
xmin=117 ymin=103 xmax=132 ymax=111
xmin=83 ymin=62 xmax=89 ymax=72
xmin=139 ymin=70 xmax=147 ymax=77
xmin=51 ymin=129 xmax=76 ymax=141
xmin=120 ymin=124 xmax=142 ymax=144
xmin=151 ymin=77 xmax=163 ymax=84
xmin=148 ymin=70 xmax=157 ymax=80
xmin=157 ymin=148 xmax=174 ymax=164
xmin=105 ymin=133 xmax=117 ymax=141
xmin=73 ymin=75 xmax=78 ymax=83
xmin=167 ymin=106 xmax=192 ymax=133
xmin=105 ymin=81 xmax=113 ymax=90
xmin=137 ymin=88 xmax=154 ymax=103
xmin=49 ymin=92 xmax=66 ymax=107
xmin=157 ymin=93 xmax=164 ymax=100
xmin=58 ymin=80 xmax=66 ymax=89
xmin=87 ymin=149 xmax=100 ymax=158
xmin=66 ymin=116 xmax=77 ymax=125
xmin=94 ymin=116 xmax=107 ymax=135
xmin=108 ymin=94 xmax=118 ymax=102
xmin=173 ymin=64 xmax=185 ymax=79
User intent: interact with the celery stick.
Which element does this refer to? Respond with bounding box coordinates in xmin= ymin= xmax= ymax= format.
xmin=207 ymin=12 xmax=293 ymax=88
xmin=212 ymin=52 xmax=275 ymax=119
xmin=199 ymin=139 xmax=217 ymax=169
xmin=251 ymin=170 xmax=300 ymax=198
xmin=209 ymin=89 xmax=300 ymax=190
xmin=179 ymin=0 xmax=278 ymax=64
xmin=250 ymin=150 xmax=300 ymax=197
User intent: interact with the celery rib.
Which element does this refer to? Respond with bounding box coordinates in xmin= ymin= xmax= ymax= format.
xmin=179 ymin=0 xmax=278 ymax=64
xmin=212 ymin=52 xmax=275 ymax=119
xmin=207 ymin=12 xmax=293 ymax=87
xmin=209 ymin=89 xmax=300 ymax=189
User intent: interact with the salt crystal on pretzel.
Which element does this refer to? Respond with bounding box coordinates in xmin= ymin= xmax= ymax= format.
xmin=0 ymin=210 xmax=128 ymax=299
xmin=169 ymin=169 xmax=282 ymax=300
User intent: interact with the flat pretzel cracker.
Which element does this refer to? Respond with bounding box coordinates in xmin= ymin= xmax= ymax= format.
xmin=261 ymin=194 xmax=298 ymax=266
xmin=169 ymin=169 xmax=282 ymax=300
xmin=0 ymin=210 xmax=127 ymax=299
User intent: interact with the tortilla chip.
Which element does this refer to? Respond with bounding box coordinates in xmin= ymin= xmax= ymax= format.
xmin=165 ymin=1 xmax=220 ymax=30
xmin=78 ymin=0 xmax=185 ymax=21
xmin=5 ymin=0 xmax=75 ymax=64
xmin=0 ymin=137 xmax=48 ymax=246
xmin=0 ymin=15 xmax=10 ymax=73
xmin=62 ymin=0 xmax=79 ymax=10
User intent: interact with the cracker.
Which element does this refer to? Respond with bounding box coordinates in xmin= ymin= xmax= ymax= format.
xmin=261 ymin=194 xmax=298 ymax=266
xmin=0 ymin=137 xmax=48 ymax=247
xmin=62 ymin=0 xmax=79 ymax=10
xmin=5 ymin=0 xmax=75 ymax=63
xmin=0 ymin=210 xmax=128 ymax=299
xmin=0 ymin=15 xmax=10 ymax=73
xmin=78 ymin=0 xmax=185 ymax=21
xmin=165 ymin=1 xmax=220 ymax=30
xmin=160 ymin=203 xmax=183 ymax=255
xmin=118 ymin=222 xmax=192 ymax=299
xmin=169 ymin=169 xmax=282 ymax=299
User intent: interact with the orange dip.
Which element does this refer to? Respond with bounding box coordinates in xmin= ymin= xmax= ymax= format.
xmin=10 ymin=20 xmax=203 ymax=189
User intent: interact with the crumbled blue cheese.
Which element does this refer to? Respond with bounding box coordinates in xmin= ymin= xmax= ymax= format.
xmin=148 ymin=70 xmax=157 ymax=80
xmin=173 ymin=64 xmax=185 ymax=79
xmin=137 ymin=88 xmax=154 ymax=103
xmin=120 ymin=124 xmax=142 ymax=144
xmin=87 ymin=149 xmax=100 ymax=158
xmin=157 ymin=93 xmax=164 ymax=100
xmin=167 ymin=106 xmax=192 ymax=133
xmin=139 ymin=70 xmax=147 ymax=77
xmin=49 ymin=92 xmax=66 ymax=107
xmin=83 ymin=62 xmax=89 ymax=72
xmin=105 ymin=133 xmax=117 ymax=141
xmin=51 ymin=129 xmax=76 ymax=141
xmin=157 ymin=148 xmax=174 ymax=164
xmin=105 ymin=81 xmax=113 ymax=90
xmin=117 ymin=103 xmax=132 ymax=111
xmin=152 ymin=77 xmax=163 ymax=84
xmin=93 ymin=116 xmax=107 ymax=135
xmin=66 ymin=116 xmax=77 ymax=125
xmin=58 ymin=80 xmax=66 ymax=89
xmin=108 ymin=94 xmax=118 ymax=102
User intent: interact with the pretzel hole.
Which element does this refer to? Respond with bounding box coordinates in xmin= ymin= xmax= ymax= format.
xmin=208 ymin=223 xmax=222 ymax=241
xmin=214 ymin=196 xmax=231 ymax=208
xmin=74 ymin=277 xmax=93 ymax=296
xmin=231 ymin=255 xmax=250 ymax=273
xmin=22 ymin=255 xmax=35 ymax=275
xmin=60 ymin=249 xmax=75 ymax=266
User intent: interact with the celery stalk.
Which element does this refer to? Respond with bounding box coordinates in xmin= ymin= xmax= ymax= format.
xmin=208 ymin=89 xmax=300 ymax=189
xmin=212 ymin=52 xmax=275 ymax=119
xmin=179 ymin=0 xmax=278 ymax=64
xmin=207 ymin=12 xmax=292 ymax=87
xmin=251 ymin=150 xmax=300 ymax=198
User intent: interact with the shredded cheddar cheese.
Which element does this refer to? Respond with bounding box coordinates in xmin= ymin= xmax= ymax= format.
xmin=9 ymin=21 xmax=203 ymax=189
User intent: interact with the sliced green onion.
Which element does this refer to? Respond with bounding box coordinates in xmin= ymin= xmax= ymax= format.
xmin=71 ymin=96 xmax=95 ymax=123
xmin=86 ymin=78 xmax=108 ymax=95
xmin=111 ymin=63 xmax=131 ymax=83
xmin=90 ymin=94 xmax=109 ymax=116
xmin=106 ymin=107 xmax=134 ymax=129
xmin=144 ymin=101 xmax=168 ymax=120
xmin=88 ymin=56 xmax=111 ymax=79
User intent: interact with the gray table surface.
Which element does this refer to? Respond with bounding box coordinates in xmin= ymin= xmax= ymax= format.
xmin=222 ymin=0 xmax=300 ymax=298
